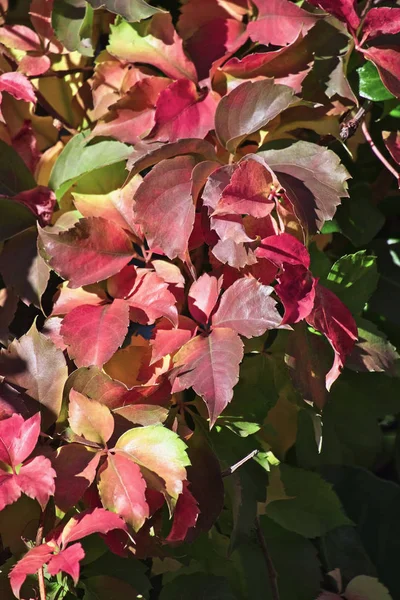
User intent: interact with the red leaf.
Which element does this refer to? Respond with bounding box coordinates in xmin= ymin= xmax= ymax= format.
xmin=308 ymin=0 xmax=360 ymax=31
xmin=188 ymin=273 xmax=221 ymax=325
xmin=68 ymin=390 xmax=115 ymax=445
xmin=10 ymin=543 xmax=54 ymax=598
xmin=52 ymin=283 xmax=107 ymax=316
xmin=150 ymin=317 xmax=197 ymax=364
xmin=60 ymin=507 xmax=127 ymax=547
xmin=127 ymin=138 xmax=217 ymax=173
xmin=134 ymin=156 xmax=197 ymax=260
xmin=98 ymin=451 xmax=149 ymax=531
xmin=150 ymin=79 xmax=217 ymax=142
xmin=306 ymin=284 xmax=357 ymax=390
xmin=166 ymin=481 xmax=199 ymax=543
xmin=47 ymin=543 xmax=85 ymax=585
xmin=17 ymin=455 xmax=56 ymax=509
xmin=361 ymin=8 xmax=400 ymax=42
xmin=12 ymin=120 xmax=41 ymax=173
xmin=0 ymin=71 xmax=37 ymax=105
xmin=215 ymin=80 xmax=296 ymax=152
xmin=11 ymin=186 xmax=56 ymax=227
xmin=18 ymin=54 xmax=51 ymax=77
xmin=383 ymin=131 xmax=400 ymax=165
xmin=61 ymin=299 xmax=130 ymax=368
xmin=0 ymin=25 xmax=41 ymax=51
xmin=0 ymin=472 xmax=22 ymax=511
xmin=0 ymin=412 xmax=40 ymax=468
xmin=275 ymin=265 xmax=317 ymax=324
xmin=213 ymin=157 xmax=277 ymax=219
xmin=173 ymin=328 xmax=244 ymax=426
xmin=363 ymin=47 xmax=400 ymax=98
xmin=53 ymin=444 xmax=101 ymax=512
xmin=212 ymin=277 xmax=283 ymax=337
xmin=256 ymin=233 xmax=310 ymax=268
xmin=248 ymin=0 xmax=319 ymax=47
xmin=38 ymin=217 xmax=135 ymax=289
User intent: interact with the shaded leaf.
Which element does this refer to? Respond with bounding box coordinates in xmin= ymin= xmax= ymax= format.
xmin=248 ymin=0 xmax=319 ymax=46
xmin=87 ymin=0 xmax=165 ymax=21
xmin=188 ymin=273 xmax=221 ymax=325
xmin=165 ymin=481 xmax=199 ymax=542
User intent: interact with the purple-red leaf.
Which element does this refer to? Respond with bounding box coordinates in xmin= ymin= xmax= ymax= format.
xmin=215 ymin=79 xmax=296 ymax=152
xmin=98 ymin=451 xmax=149 ymax=531
xmin=53 ymin=444 xmax=101 ymax=512
xmin=308 ymin=0 xmax=360 ymax=31
xmin=248 ymin=0 xmax=319 ymax=47
xmin=134 ymin=155 xmax=197 ymax=260
xmin=61 ymin=299 xmax=130 ymax=368
xmin=256 ymin=233 xmax=310 ymax=268
xmin=212 ymin=277 xmax=284 ymax=337
xmin=38 ymin=217 xmax=135 ymax=289
xmin=173 ymin=328 xmax=244 ymax=426
xmin=166 ymin=481 xmax=199 ymax=542
xmin=11 ymin=186 xmax=55 ymax=227
xmin=275 ymin=264 xmax=317 ymax=324
xmin=213 ymin=157 xmax=278 ymax=219
xmin=362 ymin=47 xmax=400 ymax=98
xmin=150 ymin=79 xmax=217 ymax=142
xmin=362 ymin=8 xmax=400 ymax=42
xmin=68 ymin=390 xmax=115 ymax=445
xmin=150 ymin=317 xmax=196 ymax=364
xmin=383 ymin=131 xmax=400 ymax=165
xmin=306 ymin=284 xmax=357 ymax=390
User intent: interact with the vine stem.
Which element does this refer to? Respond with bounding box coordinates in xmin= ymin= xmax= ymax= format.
xmin=361 ymin=120 xmax=400 ymax=185
xmin=35 ymin=512 xmax=46 ymax=600
xmin=221 ymin=450 xmax=259 ymax=477
xmin=255 ymin=515 xmax=280 ymax=600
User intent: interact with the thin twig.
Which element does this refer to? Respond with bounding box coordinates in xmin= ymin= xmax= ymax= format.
xmin=35 ymin=512 xmax=46 ymax=600
xmin=360 ymin=0 xmax=373 ymax=19
xmin=221 ymin=449 xmax=259 ymax=477
xmin=361 ymin=120 xmax=400 ymax=185
xmin=255 ymin=515 xmax=280 ymax=600
xmin=340 ymin=100 xmax=372 ymax=142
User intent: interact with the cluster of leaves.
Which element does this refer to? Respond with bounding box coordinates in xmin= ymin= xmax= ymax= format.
xmin=1 ymin=0 xmax=400 ymax=598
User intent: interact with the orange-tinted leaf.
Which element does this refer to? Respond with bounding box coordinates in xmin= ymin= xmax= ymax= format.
xmin=68 ymin=390 xmax=115 ymax=445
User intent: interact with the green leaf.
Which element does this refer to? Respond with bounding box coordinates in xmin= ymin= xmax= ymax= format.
xmin=0 ymin=140 xmax=36 ymax=196
xmin=220 ymin=354 xmax=278 ymax=437
xmin=325 ymin=251 xmax=379 ymax=315
xmin=52 ymin=0 xmax=94 ymax=56
xmin=159 ymin=573 xmax=237 ymax=600
xmin=0 ymin=200 xmax=36 ymax=243
xmin=345 ymin=575 xmax=392 ymax=600
xmin=87 ymin=0 xmax=165 ymax=21
xmin=82 ymin=575 xmax=141 ymax=600
xmin=358 ymin=61 xmax=395 ymax=102
xmin=347 ymin=318 xmax=400 ymax=376
xmin=321 ymin=465 xmax=400 ymax=597
xmin=266 ymin=464 xmax=351 ymax=537
xmin=82 ymin=551 xmax=151 ymax=597
xmin=49 ymin=132 xmax=132 ymax=199
xmin=335 ymin=183 xmax=385 ymax=247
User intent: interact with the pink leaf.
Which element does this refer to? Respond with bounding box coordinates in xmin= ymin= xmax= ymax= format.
xmin=17 ymin=455 xmax=56 ymax=509
xmin=275 ymin=265 xmax=317 ymax=324
xmin=134 ymin=155 xmax=197 ymax=260
xmin=47 ymin=542 xmax=85 ymax=584
xmin=60 ymin=507 xmax=127 ymax=547
xmin=308 ymin=0 xmax=360 ymax=31
xmin=0 ymin=25 xmax=41 ymax=51
xmin=215 ymin=79 xmax=296 ymax=152
xmin=68 ymin=389 xmax=115 ymax=445
xmin=212 ymin=277 xmax=283 ymax=337
xmin=18 ymin=54 xmax=51 ymax=77
xmin=188 ymin=273 xmax=221 ymax=325
xmin=12 ymin=120 xmax=41 ymax=173
xmin=54 ymin=444 xmax=101 ymax=512
xmin=383 ymin=131 xmax=400 ymax=165
xmin=0 ymin=412 xmax=40 ymax=468
xmin=173 ymin=328 xmax=244 ymax=426
xmin=306 ymin=284 xmax=357 ymax=390
xmin=150 ymin=317 xmax=197 ymax=364
xmin=10 ymin=543 xmax=54 ymax=598
xmin=61 ymin=299 xmax=130 ymax=368
xmin=362 ymin=47 xmax=400 ymax=99
xmin=38 ymin=217 xmax=135 ymax=289
xmin=0 ymin=472 xmax=22 ymax=511
xmin=248 ymin=0 xmax=319 ymax=47
xmin=126 ymin=269 xmax=178 ymax=326
xmin=166 ymin=481 xmax=199 ymax=542
xmin=213 ymin=157 xmax=277 ymax=219
xmin=0 ymin=72 xmax=36 ymax=104
xmin=11 ymin=186 xmax=56 ymax=227
xmin=98 ymin=451 xmax=149 ymax=531
xmin=150 ymin=79 xmax=217 ymax=142
xmin=256 ymin=233 xmax=310 ymax=268
xmin=362 ymin=8 xmax=400 ymax=42
xmin=52 ymin=283 xmax=107 ymax=316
